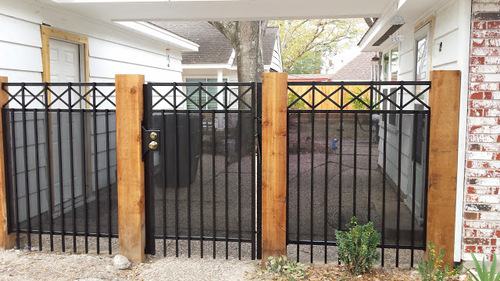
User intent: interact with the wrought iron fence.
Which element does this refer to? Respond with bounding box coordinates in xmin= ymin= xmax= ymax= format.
xmin=143 ymin=82 xmax=261 ymax=260
xmin=286 ymin=81 xmax=431 ymax=267
xmin=1 ymin=82 xmax=117 ymax=254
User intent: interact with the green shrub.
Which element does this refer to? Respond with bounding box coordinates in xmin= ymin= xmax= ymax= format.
xmin=418 ymin=242 xmax=462 ymax=281
xmin=264 ymin=256 xmax=309 ymax=281
xmin=468 ymin=252 xmax=500 ymax=281
xmin=334 ymin=217 xmax=381 ymax=275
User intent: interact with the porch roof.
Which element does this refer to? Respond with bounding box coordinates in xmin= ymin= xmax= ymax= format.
xmin=42 ymin=0 xmax=392 ymax=21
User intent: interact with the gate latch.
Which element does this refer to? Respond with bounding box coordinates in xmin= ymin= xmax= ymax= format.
xmin=142 ymin=127 xmax=160 ymax=158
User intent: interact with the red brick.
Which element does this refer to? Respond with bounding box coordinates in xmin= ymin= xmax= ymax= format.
xmin=485 ymin=56 xmax=500 ymax=64
xmin=471 ymin=48 xmax=500 ymax=56
xmin=473 ymin=39 xmax=486 ymax=47
xmin=486 ymin=39 xmax=500 ymax=47
xmin=465 ymin=212 xmax=479 ymax=219
xmin=471 ymin=56 xmax=486 ymax=65
xmin=470 ymin=109 xmax=484 ymax=116
xmin=475 ymin=21 xmax=487 ymax=29
xmin=470 ymin=91 xmax=484 ymax=99
xmin=484 ymin=91 xmax=493 ymax=99
xmin=464 ymin=237 xmax=491 ymax=245
xmin=471 ymin=74 xmax=485 ymax=83
xmin=473 ymin=30 xmax=500 ymax=38
xmin=487 ymin=21 xmax=500 ymax=29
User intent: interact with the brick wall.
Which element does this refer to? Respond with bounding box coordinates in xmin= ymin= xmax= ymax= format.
xmin=464 ymin=0 xmax=500 ymax=262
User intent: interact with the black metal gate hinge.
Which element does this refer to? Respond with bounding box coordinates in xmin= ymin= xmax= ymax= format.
xmin=142 ymin=127 xmax=160 ymax=159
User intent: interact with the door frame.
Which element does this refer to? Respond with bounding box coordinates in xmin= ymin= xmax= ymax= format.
xmin=41 ymin=25 xmax=90 ymax=85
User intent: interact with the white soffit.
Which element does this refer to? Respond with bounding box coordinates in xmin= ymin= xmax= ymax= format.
xmin=43 ymin=0 xmax=390 ymax=21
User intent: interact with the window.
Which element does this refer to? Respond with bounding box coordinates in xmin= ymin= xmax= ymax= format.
xmin=382 ymin=47 xmax=399 ymax=82
xmin=186 ymin=78 xmax=227 ymax=110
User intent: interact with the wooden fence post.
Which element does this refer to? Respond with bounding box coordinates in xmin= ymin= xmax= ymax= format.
xmin=115 ymin=74 xmax=146 ymax=263
xmin=427 ymin=70 xmax=461 ymax=265
xmin=0 ymin=77 xmax=15 ymax=250
xmin=262 ymin=72 xmax=288 ymax=261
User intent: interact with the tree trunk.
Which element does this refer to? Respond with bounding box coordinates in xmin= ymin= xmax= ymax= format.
xmin=210 ymin=21 xmax=266 ymax=107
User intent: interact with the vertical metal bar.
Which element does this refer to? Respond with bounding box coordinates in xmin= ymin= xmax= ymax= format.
xmin=211 ymin=109 xmax=216 ymax=259
xmin=286 ymin=101 xmax=290 ymax=253
xmin=21 ymin=86 xmax=31 ymax=249
xmin=92 ymin=87 xmax=100 ymax=254
xmin=324 ymin=111 xmax=329 ymax=263
xmin=33 ymin=110 xmax=42 ymax=251
xmin=353 ymin=112 xmax=357 ymax=218
xmin=224 ymin=86 xmax=229 ymax=259
xmin=251 ymin=84 xmax=257 ymax=260
xmin=44 ymin=85 xmax=54 ymax=251
xmin=2 ymin=108 xmax=14 ymax=243
xmin=143 ymin=83 xmax=156 ymax=256
xmin=56 ymin=109 xmax=65 ymax=251
xmin=187 ymin=110 xmax=192 ymax=258
xmin=296 ymin=112 xmax=301 ymax=261
xmin=396 ymin=87 xmax=403 ymax=267
xmin=10 ymin=109 xmax=20 ymax=249
xmin=410 ymin=112 xmax=418 ymax=267
xmin=105 ymin=110 xmax=112 ymax=254
xmin=162 ymin=109 xmax=167 ymax=257
xmin=237 ymin=109 xmax=242 ymax=260
xmin=80 ymin=110 xmax=88 ymax=253
xmin=381 ymin=112 xmax=388 ymax=266
xmin=174 ymin=85 xmax=179 ymax=257
xmin=255 ymin=83 xmax=261 ymax=260
xmin=423 ymin=111 xmax=431 ymax=251
xmin=310 ymin=86 xmax=315 ymax=262
xmin=368 ymin=85 xmax=373 ymax=222
xmin=338 ymin=86 xmax=344 ymax=232
xmin=68 ymin=85 xmax=76 ymax=252
xmin=198 ymin=87 xmax=204 ymax=258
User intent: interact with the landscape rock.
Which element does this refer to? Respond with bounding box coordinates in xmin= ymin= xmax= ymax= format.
xmin=113 ymin=254 xmax=131 ymax=270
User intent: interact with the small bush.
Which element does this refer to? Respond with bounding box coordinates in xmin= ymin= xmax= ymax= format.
xmin=334 ymin=217 xmax=381 ymax=275
xmin=418 ymin=242 xmax=462 ymax=281
xmin=468 ymin=251 xmax=500 ymax=281
xmin=264 ymin=256 xmax=309 ymax=280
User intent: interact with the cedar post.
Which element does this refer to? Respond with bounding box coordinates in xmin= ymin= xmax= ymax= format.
xmin=261 ymin=72 xmax=288 ymax=261
xmin=427 ymin=70 xmax=461 ymax=265
xmin=0 ymin=77 xmax=14 ymax=249
xmin=115 ymin=74 xmax=146 ymax=263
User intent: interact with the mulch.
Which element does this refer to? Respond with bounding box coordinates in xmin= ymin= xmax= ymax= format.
xmin=248 ymin=263 xmax=467 ymax=280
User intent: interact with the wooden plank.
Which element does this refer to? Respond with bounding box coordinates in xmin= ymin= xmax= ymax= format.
xmin=427 ymin=70 xmax=461 ymax=265
xmin=0 ymin=77 xmax=15 ymax=249
xmin=115 ymin=74 xmax=146 ymax=263
xmin=262 ymin=72 xmax=288 ymax=261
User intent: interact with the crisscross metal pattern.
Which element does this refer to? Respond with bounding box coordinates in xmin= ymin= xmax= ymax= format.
xmin=149 ymin=82 xmax=254 ymax=111
xmin=1 ymin=82 xmax=116 ymax=109
xmin=287 ymin=81 xmax=431 ymax=111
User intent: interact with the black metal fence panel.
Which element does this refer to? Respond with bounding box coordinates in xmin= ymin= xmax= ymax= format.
xmin=1 ymin=83 xmax=118 ymax=254
xmin=143 ymin=82 xmax=260 ymax=260
xmin=286 ymin=81 xmax=431 ymax=267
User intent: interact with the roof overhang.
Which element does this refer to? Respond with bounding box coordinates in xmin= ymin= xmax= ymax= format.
xmin=116 ymin=21 xmax=199 ymax=51
xmin=41 ymin=0 xmax=392 ymax=21
xmin=359 ymin=0 xmax=443 ymax=52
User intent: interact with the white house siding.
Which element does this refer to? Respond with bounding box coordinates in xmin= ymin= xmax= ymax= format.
xmin=377 ymin=0 xmax=472 ymax=229
xmin=0 ymin=0 xmax=185 ymax=224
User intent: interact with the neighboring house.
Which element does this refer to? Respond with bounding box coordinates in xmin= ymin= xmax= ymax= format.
xmin=0 ymin=0 xmax=198 ymax=85
xmin=359 ymin=0 xmax=500 ymax=263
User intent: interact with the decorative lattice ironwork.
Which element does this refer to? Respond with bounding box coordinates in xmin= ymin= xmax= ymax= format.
xmin=148 ymin=82 xmax=255 ymax=111
xmin=1 ymin=82 xmax=116 ymax=109
xmin=287 ymin=81 xmax=431 ymax=111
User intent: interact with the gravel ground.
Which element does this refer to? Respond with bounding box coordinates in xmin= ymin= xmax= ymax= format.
xmin=0 ymin=249 xmax=257 ymax=281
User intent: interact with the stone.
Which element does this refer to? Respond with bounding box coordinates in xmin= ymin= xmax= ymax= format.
xmin=113 ymin=255 xmax=131 ymax=270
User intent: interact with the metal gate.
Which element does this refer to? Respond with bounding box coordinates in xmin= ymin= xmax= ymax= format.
xmin=286 ymin=81 xmax=431 ymax=267
xmin=142 ymin=82 xmax=261 ymax=259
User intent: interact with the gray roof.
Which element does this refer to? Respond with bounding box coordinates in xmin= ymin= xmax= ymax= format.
xmin=330 ymin=52 xmax=376 ymax=81
xmin=150 ymin=21 xmax=279 ymax=66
